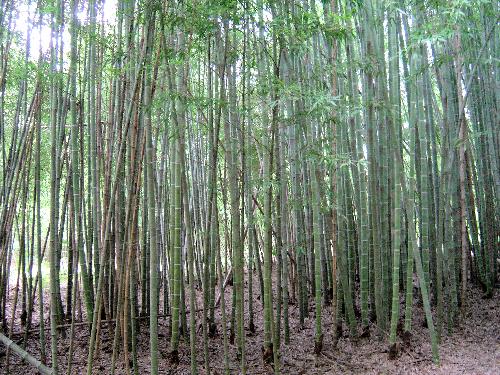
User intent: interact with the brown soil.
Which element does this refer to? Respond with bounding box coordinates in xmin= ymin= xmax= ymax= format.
xmin=1 ymin=276 xmax=498 ymax=375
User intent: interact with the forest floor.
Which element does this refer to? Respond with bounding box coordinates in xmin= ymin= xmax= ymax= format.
xmin=1 ymin=274 xmax=499 ymax=375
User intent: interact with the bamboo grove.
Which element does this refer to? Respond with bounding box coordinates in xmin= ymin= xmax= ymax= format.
xmin=0 ymin=0 xmax=498 ymax=374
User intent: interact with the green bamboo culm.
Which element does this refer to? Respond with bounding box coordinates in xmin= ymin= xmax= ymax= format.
xmin=48 ymin=1 xmax=61 ymax=373
xmin=389 ymin=7 xmax=402 ymax=346
xmin=144 ymin=5 xmax=158 ymax=373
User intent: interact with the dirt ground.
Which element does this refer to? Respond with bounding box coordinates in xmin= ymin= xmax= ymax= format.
xmin=1 ymin=275 xmax=499 ymax=375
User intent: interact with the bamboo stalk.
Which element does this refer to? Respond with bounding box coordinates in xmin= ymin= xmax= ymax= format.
xmin=0 ymin=332 xmax=53 ymax=375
